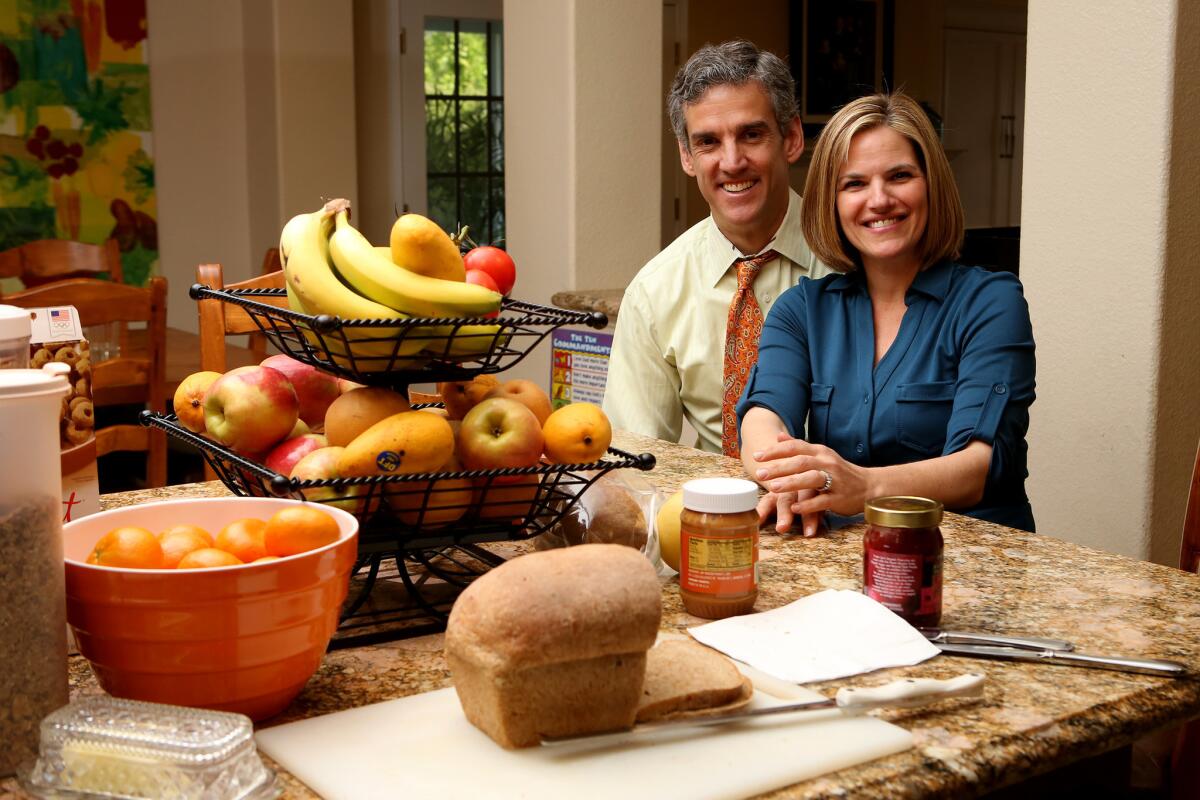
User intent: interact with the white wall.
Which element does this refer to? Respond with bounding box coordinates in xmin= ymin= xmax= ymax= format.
xmin=1022 ymin=0 xmax=1200 ymax=563
xmin=146 ymin=0 xmax=357 ymax=332
xmin=502 ymin=0 xmax=661 ymax=386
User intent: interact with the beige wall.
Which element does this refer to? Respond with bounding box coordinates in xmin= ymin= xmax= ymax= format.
xmin=1022 ymin=0 xmax=1199 ymax=562
xmin=146 ymin=0 xmax=356 ymax=333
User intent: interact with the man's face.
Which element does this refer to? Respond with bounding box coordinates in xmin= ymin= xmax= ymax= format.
xmin=678 ymin=81 xmax=804 ymax=253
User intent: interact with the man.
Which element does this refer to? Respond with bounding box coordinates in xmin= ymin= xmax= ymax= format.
xmin=604 ymin=40 xmax=831 ymax=455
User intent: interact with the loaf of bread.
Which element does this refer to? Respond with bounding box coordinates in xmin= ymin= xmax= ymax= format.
xmin=544 ymin=476 xmax=649 ymax=550
xmin=445 ymin=543 xmax=662 ymax=748
xmin=635 ymin=639 xmax=753 ymax=722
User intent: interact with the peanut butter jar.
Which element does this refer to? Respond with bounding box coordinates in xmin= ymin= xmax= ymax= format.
xmin=679 ymin=477 xmax=759 ymax=619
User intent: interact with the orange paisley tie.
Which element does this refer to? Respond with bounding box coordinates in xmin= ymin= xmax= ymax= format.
xmin=721 ymin=249 xmax=779 ymax=457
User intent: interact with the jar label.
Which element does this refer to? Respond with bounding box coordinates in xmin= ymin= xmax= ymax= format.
xmin=864 ymin=547 xmax=942 ymax=617
xmin=680 ymin=527 xmax=757 ymax=596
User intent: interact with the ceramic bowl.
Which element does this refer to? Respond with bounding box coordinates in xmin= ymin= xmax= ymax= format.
xmin=63 ymin=497 xmax=358 ymax=721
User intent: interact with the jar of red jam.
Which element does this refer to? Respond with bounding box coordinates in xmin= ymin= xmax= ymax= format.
xmin=863 ymin=496 xmax=943 ymax=627
xmin=679 ymin=478 xmax=759 ymax=619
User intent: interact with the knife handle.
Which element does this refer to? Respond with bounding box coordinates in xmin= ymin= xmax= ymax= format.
xmin=835 ymin=673 xmax=986 ymax=713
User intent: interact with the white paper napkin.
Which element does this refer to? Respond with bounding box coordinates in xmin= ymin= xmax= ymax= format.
xmin=687 ymin=589 xmax=940 ymax=684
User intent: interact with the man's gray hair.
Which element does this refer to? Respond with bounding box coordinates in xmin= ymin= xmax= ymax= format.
xmin=668 ymin=40 xmax=799 ymax=148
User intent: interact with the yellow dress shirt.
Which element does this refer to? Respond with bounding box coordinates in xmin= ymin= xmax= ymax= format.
xmin=604 ymin=189 xmax=831 ymax=453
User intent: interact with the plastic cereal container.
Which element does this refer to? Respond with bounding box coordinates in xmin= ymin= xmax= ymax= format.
xmin=22 ymin=696 xmax=278 ymax=800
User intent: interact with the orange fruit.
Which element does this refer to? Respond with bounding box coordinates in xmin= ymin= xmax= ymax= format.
xmin=542 ymin=402 xmax=613 ymax=464
xmin=388 ymin=453 xmax=473 ymax=527
xmin=158 ymin=525 xmax=214 ymax=569
xmin=251 ymin=555 xmax=282 ymax=563
xmin=215 ymin=517 xmax=268 ymax=563
xmin=263 ymin=506 xmax=341 ymax=557
xmin=177 ymin=548 xmax=244 ymax=569
xmin=87 ymin=527 xmax=165 ymax=569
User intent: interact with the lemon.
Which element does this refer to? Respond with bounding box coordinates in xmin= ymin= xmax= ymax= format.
xmin=656 ymin=490 xmax=685 ymax=571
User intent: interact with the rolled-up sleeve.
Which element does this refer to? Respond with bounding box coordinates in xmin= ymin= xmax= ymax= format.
xmin=736 ymin=285 xmax=813 ymax=439
xmin=941 ymin=273 xmax=1036 ymax=487
xmin=603 ymin=280 xmax=683 ymax=443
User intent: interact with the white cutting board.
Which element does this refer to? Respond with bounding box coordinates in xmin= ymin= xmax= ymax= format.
xmin=256 ymin=668 xmax=913 ymax=800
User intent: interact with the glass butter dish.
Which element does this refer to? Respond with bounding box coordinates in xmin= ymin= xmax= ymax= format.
xmin=22 ymin=696 xmax=278 ymax=800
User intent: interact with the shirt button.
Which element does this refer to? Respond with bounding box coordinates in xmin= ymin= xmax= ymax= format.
xmin=856 ymin=443 xmax=864 ymax=453
xmin=994 ymin=384 xmax=1007 ymax=395
xmin=762 ymin=293 xmax=772 ymax=303
xmin=863 ymin=394 xmax=869 ymax=404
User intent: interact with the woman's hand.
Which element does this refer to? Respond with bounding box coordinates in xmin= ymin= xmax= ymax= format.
xmin=752 ymin=431 xmax=874 ymax=528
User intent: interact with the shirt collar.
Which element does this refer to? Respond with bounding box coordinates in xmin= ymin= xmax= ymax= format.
xmin=702 ymin=188 xmax=809 ymax=288
xmin=824 ymin=259 xmax=954 ymax=299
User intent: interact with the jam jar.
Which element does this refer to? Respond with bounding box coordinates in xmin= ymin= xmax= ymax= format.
xmin=863 ymin=496 xmax=943 ymax=627
xmin=679 ymin=477 xmax=759 ymax=619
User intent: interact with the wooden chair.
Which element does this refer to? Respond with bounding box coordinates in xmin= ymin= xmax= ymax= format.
xmin=1170 ymin=441 xmax=1200 ymax=798
xmin=196 ymin=262 xmax=286 ymax=374
xmin=0 ymin=238 xmax=123 ymax=289
xmin=3 ymin=277 xmax=168 ymax=488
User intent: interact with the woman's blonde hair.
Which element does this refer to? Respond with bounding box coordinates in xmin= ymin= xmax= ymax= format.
xmin=801 ymin=92 xmax=964 ymax=272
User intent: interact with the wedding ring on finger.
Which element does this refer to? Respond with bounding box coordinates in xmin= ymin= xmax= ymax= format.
xmin=816 ymin=469 xmax=833 ymax=493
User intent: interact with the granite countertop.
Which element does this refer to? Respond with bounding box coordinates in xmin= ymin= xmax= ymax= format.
xmin=550 ymin=288 xmax=624 ymax=320
xmin=6 ymin=430 xmax=1199 ymax=799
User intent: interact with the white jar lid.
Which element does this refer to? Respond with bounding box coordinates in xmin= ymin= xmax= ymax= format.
xmin=0 ymin=364 xmax=71 ymax=399
xmin=683 ymin=477 xmax=759 ymax=514
xmin=0 ymin=304 xmax=32 ymax=342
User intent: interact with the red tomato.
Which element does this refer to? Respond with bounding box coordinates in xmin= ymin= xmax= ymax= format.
xmin=465 ymin=270 xmax=500 ymax=317
xmin=463 ymin=246 xmax=516 ymax=296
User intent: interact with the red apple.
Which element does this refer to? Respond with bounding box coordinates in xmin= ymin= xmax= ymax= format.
xmin=464 ymin=270 xmax=501 ymax=318
xmin=203 ymin=365 xmax=299 ymax=454
xmin=173 ymin=371 xmax=221 ymax=432
xmin=264 ymin=432 xmax=328 ymax=476
xmin=457 ymin=397 xmax=544 ymax=478
xmin=260 ymin=354 xmax=340 ymax=427
xmin=484 ymin=379 xmax=553 ymax=426
xmin=290 ymin=446 xmax=372 ymax=514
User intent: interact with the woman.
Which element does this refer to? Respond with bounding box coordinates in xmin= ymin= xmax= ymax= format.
xmin=736 ymin=92 xmax=1035 ymax=535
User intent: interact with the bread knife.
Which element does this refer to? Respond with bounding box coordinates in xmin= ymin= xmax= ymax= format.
xmin=933 ymin=642 xmax=1188 ymax=677
xmin=540 ymin=673 xmax=985 ymax=745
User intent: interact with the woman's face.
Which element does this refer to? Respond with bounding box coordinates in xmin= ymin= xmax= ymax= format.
xmin=835 ymin=126 xmax=929 ymax=272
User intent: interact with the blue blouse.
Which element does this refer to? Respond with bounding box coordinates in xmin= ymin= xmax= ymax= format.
xmin=736 ymin=260 xmax=1036 ymax=531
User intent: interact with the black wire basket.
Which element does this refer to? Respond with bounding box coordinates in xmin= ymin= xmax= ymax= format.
xmin=141 ymin=411 xmax=655 ymax=552
xmin=189 ymin=283 xmax=609 ymax=385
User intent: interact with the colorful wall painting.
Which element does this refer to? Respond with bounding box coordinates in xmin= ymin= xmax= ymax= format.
xmin=0 ymin=0 xmax=156 ymax=286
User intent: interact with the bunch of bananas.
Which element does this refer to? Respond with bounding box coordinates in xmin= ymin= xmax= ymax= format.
xmin=279 ymin=200 xmax=505 ymax=370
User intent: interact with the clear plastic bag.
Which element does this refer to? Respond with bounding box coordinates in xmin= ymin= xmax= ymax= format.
xmin=533 ymin=470 xmax=670 ymax=572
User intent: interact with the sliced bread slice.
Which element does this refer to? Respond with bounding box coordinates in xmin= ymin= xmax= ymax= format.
xmin=635 ymin=638 xmax=753 ymax=722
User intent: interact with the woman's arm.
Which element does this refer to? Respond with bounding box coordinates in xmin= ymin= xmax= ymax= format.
xmin=750 ymin=435 xmax=992 ymax=521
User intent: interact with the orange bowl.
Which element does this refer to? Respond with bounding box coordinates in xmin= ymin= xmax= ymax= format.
xmin=63 ymin=497 xmax=358 ymax=721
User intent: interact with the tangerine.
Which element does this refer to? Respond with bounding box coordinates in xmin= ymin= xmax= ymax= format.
xmin=542 ymin=402 xmax=613 ymax=464
xmin=263 ymin=506 xmax=341 ymax=557
xmin=215 ymin=517 xmax=268 ymax=563
xmin=251 ymin=555 xmax=282 ymax=563
xmin=158 ymin=527 xmax=214 ymax=569
xmin=87 ymin=527 xmax=164 ymax=569
xmin=177 ymin=548 xmax=244 ymax=569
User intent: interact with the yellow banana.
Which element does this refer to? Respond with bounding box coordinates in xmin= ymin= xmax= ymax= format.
xmin=281 ymin=201 xmax=427 ymax=369
xmin=328 ymin=210 xmax=502 ymax=318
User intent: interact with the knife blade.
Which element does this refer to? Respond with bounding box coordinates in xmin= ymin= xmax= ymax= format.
xmin=540 ymin=673 xmax=986 ymax=745
xmin=920 ymin=628 xmax=1074 ymax=652
xmin=933 ymin=642 xmax=1189 ymax=677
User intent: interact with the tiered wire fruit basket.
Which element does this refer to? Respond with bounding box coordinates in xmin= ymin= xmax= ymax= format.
xmin=142 ymin=284 xmax=654 ymax=647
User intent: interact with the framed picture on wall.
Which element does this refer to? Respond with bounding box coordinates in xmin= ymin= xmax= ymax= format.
xmin=793 ymin=0 xmax=894 ymax=124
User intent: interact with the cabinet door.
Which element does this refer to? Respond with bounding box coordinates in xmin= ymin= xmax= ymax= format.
xmin=943 ymin=29 xmax=1025 ymax=228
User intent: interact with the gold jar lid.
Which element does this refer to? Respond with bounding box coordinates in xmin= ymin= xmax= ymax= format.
xmin=864 ymin=496 xmax=943 ymax=528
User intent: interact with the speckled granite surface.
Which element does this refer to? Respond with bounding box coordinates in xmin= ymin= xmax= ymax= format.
xmin=5 ymin=430 xmax=1198 ymax=799
xmin=551 ymin=288 xmax=624 ymax=320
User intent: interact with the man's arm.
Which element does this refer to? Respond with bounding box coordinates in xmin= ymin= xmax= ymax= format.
xmin=602 ymin=282 xmax=684 ymax=443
